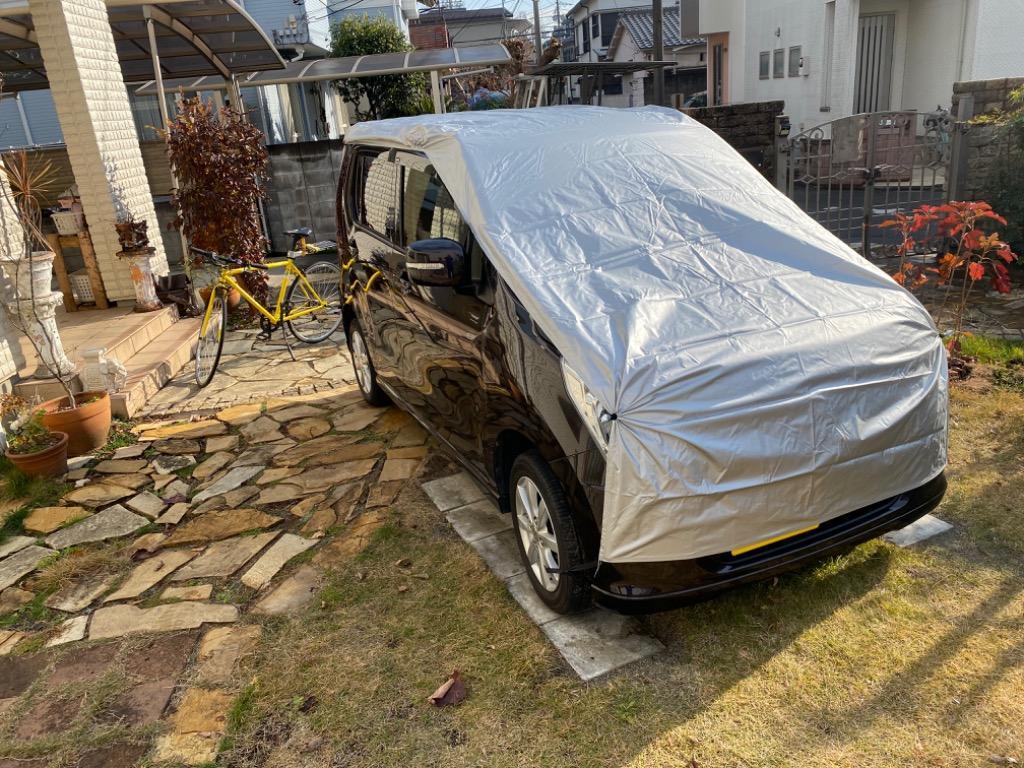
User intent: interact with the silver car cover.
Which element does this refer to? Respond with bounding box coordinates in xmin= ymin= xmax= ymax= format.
xmin=345 ymin=106 xmax=948 ymax=563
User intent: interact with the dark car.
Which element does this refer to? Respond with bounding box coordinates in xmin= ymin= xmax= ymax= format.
xmin=336 ymin=108 xmax=948 ymax=615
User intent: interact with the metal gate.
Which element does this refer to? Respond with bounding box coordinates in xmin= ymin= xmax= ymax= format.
xmin=779 ymin=109 xmax=953 ymax=257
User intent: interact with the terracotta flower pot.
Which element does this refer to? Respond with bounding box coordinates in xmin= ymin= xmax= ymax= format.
xmin=199 ymin=286 xmax=242 ymax=311
xmin=40 ymin=390 xmax=112 ymax=457
xmin=6 ymin=431 xmax=69 ymax=478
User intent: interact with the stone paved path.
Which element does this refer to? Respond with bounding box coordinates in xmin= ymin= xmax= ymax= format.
xmin=0 ymin=386 xmax=429 ymax=766
xmin=140 ymin=327 xmax=353 ymax=418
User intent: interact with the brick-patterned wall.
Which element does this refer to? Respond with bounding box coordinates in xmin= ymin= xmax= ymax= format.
xmin=409 ymin=21 xmax=448 ymax=50
xmin=28 ymin=0 xmax=168 ymax=302
xmin=680 ymin=101 xmax=785 ymax=179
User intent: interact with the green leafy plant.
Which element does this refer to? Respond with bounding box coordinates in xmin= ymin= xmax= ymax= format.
xmin=330 ymin=16 xmax=429 ymax=121
xmin=0 ymin=394 xmax=60 ymax=455
xmin=164 ymin=96 xmax=269 ymax=299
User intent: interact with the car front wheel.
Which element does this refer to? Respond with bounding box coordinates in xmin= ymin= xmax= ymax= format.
xmin=510 ymin=450 xmax=591 ymax=614
xmin=347 ymin=320 xmax=389 ymax=406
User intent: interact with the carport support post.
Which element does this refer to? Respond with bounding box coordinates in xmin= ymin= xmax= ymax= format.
xmin=430 ymin=70 xmax=446 ymax=114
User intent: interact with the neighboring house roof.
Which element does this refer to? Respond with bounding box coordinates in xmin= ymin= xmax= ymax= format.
xmin=411 ymin=7 xmax=513 ymax=24
xmin=616 ymin=6 xmax=702 ymax=50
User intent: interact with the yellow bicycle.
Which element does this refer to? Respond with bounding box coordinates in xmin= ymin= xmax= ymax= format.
xmin=191 ymin=246 xmax=342 ymax=387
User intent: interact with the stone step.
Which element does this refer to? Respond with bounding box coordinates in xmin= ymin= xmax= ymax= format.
xmin=111 ymin=317 xmax=201 ymax=419
xmin=100 ymin=306 xmax=180 ymax=366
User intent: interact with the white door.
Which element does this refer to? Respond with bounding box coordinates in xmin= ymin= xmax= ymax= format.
xmin=854 ymin=13 xmax=895 ymax=113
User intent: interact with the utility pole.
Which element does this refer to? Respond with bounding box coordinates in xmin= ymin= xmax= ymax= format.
xmin=533 ymin=0 xmax=543 ymax=64
xmin=652 ymin=0 xmax=665 ymax=106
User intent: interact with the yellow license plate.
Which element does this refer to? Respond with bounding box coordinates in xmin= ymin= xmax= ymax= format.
xmin=731 ymin=523 xmax=820 ymax=556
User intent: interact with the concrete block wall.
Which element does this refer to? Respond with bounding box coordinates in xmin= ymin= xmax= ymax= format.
xmin=28 ymin=0 xmax=168 ymax=302
xmin=681 ymin=100 xmax=785 ymax=179
xmin=952 ymin=77 xmax=1024 ymax=201
xmin=264 ymin=140 xmax=344 ymax=253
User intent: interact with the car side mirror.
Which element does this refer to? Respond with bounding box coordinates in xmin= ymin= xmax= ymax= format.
xmin=406 ymin=238 xmax=465 ymax=287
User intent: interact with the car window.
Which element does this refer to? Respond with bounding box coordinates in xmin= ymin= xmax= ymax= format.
xmin=352 ymin=149 xmax=399 ymax=242
xmin=401 ymin=164 xmax=468 ymax=247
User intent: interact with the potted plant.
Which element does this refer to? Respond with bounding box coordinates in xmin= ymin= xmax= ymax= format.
xmin=0 ymin=151 xmax=112 ymax=456
xmin=0 ymin=394 xmax=68 ymax=477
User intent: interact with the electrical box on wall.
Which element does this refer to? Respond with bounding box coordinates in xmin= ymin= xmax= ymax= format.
xmin=798 ymin=57 xmax=809 ymax=76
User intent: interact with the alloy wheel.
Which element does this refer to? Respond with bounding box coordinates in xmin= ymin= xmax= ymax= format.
xmin=350 ymin=328 xmax=372 ymax=395
xmin=514 ymin=476 xmax=560 ymax=592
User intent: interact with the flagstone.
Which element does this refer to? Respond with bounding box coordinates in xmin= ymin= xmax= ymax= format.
xmin=170 ymin=532 xmax=279 ymax=581
xmin=240 ymin=416 xmax=284 ymax=444
xmin=0 ymin=586 xmax=33 ymax=613
xmin=251 ymin=565 xmax=321 ymax=616
xmin=93 ymin=459 xmax=148 ymax=474
xmin=45 ymin=576 xmax=114 ymax=613
xmin=65 ymin=483 xmax=134 ymax=507
xmin=0 ymin=535 xmax=37 ymax=560
xmin=285 ymin=417 xmax=331 ymax=441
xmin=153 ymin=454 xmax=197 ymax=475
xmin=160 ymin=479 xmax=191 ymax=502
xmin=290 ymin=493 xmax=326 ymax=518
xmin=46 ymin=615 xmax=88 ymax=647
xmin=154 ymin=688 xmax=234 ymax=765
xmin=332 ymin=406 xmax=383 ymax=432
xmin=299 ymin=507 xmax=336 ymax=537
xmin=215 ymin=402 xmax=263 ymax=426
xmin=254 ymin=484 xmax=308 ymax=506
xmin=99 ymin=473 xmax=152 ymax=490
xmin=313 ymin=509 xmax=387 ymax=563
xmin=257 ymin=467 xmax=302 ymax=485
xmin=390 ymin=420 xmax=429 ymax=447
xmin=142 ymin=420 xmax=228 ymax=440
xmin=45 ymin=505 xmax=149 ymax=550
xmin=268 ymin=404 xmax=323 ymax=423
xmin=162 ymin=508 xmax=279 ymax=547
xmin=205 ymin=434 xmax=239 ymax=453
xmin=272 ymin=434 xmax=367 ymax=467
xmin=112 ymin=443 xmax=146 ymax=459
xmin=0 ymin=630 xmax=24 ymax=655
xmin=65 ymin=468 xmax=89 ymax=481
xmin=104 ymin=550 xmax=197 ymax=602
xmin=156 ymin=503 xmax=190 ymax=526
xmin=195 ymin=625 xmax=261 ymax=684
xmin=89 ymin=602 xmax=239 ymax=639
xmin=153 ymin=474 xmax=176 ymax=491
xmin=233 ymin=441 xmax=294 ymax=467
xmin=241 ymin=534 xmax=318 ymax=589
xmin=161 ymin=583 xmax=213 ymax=602
xmin=378 ymin=457 xmax=421 ymax=483
xmin=386 ymin=445 xmax=429 ymax=460
xmin=153 ymin=439 xmax=202 ymax=455
xmin=365 ymin=480 xmax=403 ymax=509
xmin=287 ymin=460 xmax=376 ymax=494
xmin=0 ymin=545 xmax=54 ymax=590
xmin=192 ymin=451 xmax=234 ymax=482
xmin=193 ymin=465 xmax=263 ymax=503
xmin=127 ymin=491 xmax=167 ymax=519
xmin=129 ymin=532 xmax=166 ymax=556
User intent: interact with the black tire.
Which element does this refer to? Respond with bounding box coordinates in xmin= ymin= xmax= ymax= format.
xmin=510 ymin=450 xmax=591 ymax=614
xmin=194 ymin=291 xmax=227 ymax=388
xmin=286 ymin=262 xmax=344 ymax=344
xmin=346 ymin=319 xmax=389 ymax=406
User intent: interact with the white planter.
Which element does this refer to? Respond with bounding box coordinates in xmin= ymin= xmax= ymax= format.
xmin=4 ymin=250 xmax=56 ymax=299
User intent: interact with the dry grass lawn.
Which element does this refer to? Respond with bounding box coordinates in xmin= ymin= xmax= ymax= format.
xmin=222 ymin=382 xmax=1024 ymax=768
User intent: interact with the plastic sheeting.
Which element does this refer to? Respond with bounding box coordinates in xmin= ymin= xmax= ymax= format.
xmin=345 ymin=106 xmax=948 ymax=564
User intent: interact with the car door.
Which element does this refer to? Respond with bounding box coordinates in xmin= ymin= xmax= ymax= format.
xmin=345 ymin=146 xmax=420 ymax=400
xmin=395 ymin=154 xmax=495 ymax=461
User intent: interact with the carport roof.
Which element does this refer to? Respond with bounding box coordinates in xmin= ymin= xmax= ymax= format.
xmin=135 ymin=44 xmax=513 ymax=94
xmin=0 ymin=0 xmax=285 ymax=93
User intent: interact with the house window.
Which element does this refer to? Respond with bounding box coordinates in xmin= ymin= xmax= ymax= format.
xmin=773 ymin=48 xmax=784 ymax=78
xmin=600 ymin=11 xmax=619 ymax=47
xmin=591 ymin=15 xmax=599 ymax=39
xmin=699 ymin=51 xmax=705 ymax=62
xmin=759 ymin=51 xmax=770 ymax=79
xmin=788 ymin=46 xmax=802 ymax=76
xmin=579 ymin=22 xmax=590 ymax=54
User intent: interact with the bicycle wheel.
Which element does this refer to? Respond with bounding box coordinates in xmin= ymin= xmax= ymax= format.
xmin=194 ymin=290 xmax=227 ymax=387
xmin=285 ymin=261 xmax=343 ymax=344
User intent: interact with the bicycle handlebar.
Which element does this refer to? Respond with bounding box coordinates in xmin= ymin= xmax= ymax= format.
xmin=190 ymin=246 xmax=266 ymax=269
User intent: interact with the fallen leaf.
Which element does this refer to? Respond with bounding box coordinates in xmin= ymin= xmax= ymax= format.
xmin=394 ymin=558 xmax=412 ymax=568
xmin=428 ymin=670 xmax=466 ymax=707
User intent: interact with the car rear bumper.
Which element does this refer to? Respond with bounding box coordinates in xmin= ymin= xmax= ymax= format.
xmin=591 ymin=472 xmax=948 ymax=614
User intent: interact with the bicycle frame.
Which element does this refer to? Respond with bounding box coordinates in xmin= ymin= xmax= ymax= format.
xmin=200 ymin=259 xmax=327 ymax=335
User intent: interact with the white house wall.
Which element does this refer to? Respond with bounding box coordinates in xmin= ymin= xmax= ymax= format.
xmin=971 ymin=0 xmax=1024 ymax=79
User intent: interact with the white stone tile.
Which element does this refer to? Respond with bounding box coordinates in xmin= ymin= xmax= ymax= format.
xmin=445 ymin=500 xmax=510 ymax=543
xmin=466 ymin=529 xmax=525 ymax=581
xmin=883 ymin=514 xmax=953 ymax=547
xmin=539 ymin=611 xmax=664 ymax=682
xmin=421 ymin=472 xmax=487 ymax=512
